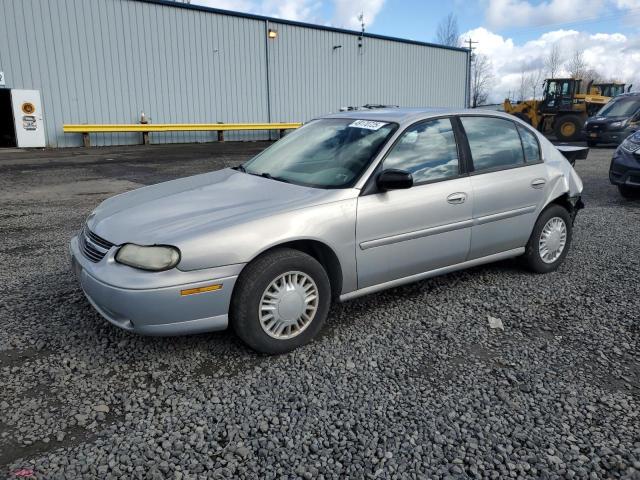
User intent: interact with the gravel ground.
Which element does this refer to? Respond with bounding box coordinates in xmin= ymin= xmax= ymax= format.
xmin=0 ymin=142 xmax=638 ymax=479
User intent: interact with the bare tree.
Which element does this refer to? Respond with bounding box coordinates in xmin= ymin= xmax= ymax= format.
xmin=436 ymin=13 xmax=460 ymax=47
xmin=517 ymin=69 xmax=529 ymax=101
xmin=470 ymin=54 xmax=493 ymax=107
xmin=544 ymin=44 xmax=562 ymax=78
xmin=581 ymin=68 xmax=603 ymax=93
xmin=527 ymin=67 xmax=545 ymax=99
xmin=568 ymin=49 xmax=587 ymax=80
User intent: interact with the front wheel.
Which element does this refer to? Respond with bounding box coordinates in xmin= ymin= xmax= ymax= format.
xmin=618 ymin=184 xmax=640 ymax=199
xmin=554 ymin=115 xmax=583 ymax=142
xmin=230 ymin=248 xmax=331 ymax=354
xmin=522 ymin=205 xmax=573 ymax=273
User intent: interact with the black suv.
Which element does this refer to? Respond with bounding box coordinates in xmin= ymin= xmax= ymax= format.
xmin=584 ymin=93 xmax=640 ymax=146
xmin=610 ymin=131 xmax=640 ymax=198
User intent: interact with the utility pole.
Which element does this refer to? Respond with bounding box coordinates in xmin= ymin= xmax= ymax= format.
xmin=465 ymin=38 xmax=478 ymax=108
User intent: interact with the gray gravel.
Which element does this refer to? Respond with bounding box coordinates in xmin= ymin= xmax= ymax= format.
xmin=1 ymin=142 xmax=639 ymax=479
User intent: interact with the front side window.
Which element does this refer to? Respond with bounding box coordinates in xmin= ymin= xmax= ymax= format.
xmin=517 ymin=125 xmax=541 ymax=163
xmin=243 ymin=118 xmax=397 ymax=188
xmin=546 ymin=81 xmax=557 ymax=96
xmin=382 ymin=118 xmax=460 ymax=184
xmin=461 ymin=116 xmax=525 ymax=172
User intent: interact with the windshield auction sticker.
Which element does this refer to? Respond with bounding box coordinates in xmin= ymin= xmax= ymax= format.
xmin=349 ymin=120 xmax=388 ymax=130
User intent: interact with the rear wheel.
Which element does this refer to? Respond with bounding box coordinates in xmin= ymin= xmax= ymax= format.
xmin=554 ymin=115 xmax=583 ymax=142
xmin=231 ymin=248 xmax=331 ymax=354
xmin=522 ymin=205 xmax=573 ymax=273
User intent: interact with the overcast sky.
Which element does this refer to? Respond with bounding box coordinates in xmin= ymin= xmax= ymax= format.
xmin=193 ymin=0 xmax=640 ymax=103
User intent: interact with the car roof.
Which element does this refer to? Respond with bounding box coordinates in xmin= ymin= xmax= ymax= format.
xmin=612 ymin=92 xmax=640 ymax=98
xmin=322 ymin=107 xmax=515 ymax=125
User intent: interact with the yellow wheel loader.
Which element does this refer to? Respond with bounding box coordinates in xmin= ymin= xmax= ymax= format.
xmin=593 ymin=82 xmax=631 ymax=98
xmin=503 ymin=78 xmax=611 ymax=142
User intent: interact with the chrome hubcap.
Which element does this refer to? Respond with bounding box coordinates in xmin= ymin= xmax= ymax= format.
xmin=539 ymin=217 xmax=567 ymax=264
xmin=259 ymin=271 xmax=319 ymax=340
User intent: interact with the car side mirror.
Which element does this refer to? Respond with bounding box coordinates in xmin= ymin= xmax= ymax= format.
xmin=377 ymin=169 xmax=413 ymax=191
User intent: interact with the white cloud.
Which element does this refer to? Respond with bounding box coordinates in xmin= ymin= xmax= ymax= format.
xmin=461 ymin=26 xmax=640 ymax=102
xmin=485 ymin=0 xmax=606 ymax=29
xmin=331 ymin=0 xmax=386 ymax=29
xmin=258 ymin=0 xmax=323 ymax=22
xmin=615 ymin=0 xmax=640 ymax=7
xmin=194 ymin=0 xmax=322 ymax=22
xmin=193 ymin=0 xmax=386 ymax=28
xmin=194 ymin=0 xmax=254 ymax=11
xmin=484 ymin=0 xmax=640 ymax=29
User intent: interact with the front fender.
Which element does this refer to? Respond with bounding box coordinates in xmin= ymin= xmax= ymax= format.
xmin=175 ymin=198 xmax=359 ymax=294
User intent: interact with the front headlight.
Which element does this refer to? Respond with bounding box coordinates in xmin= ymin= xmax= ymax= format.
xmin=621 ymin=137 xmax=640 ymax=153
xmin=610 ymin=120 xmax=627 ymax=129
xmin=115 ymin=244 xmax=181 ymax=271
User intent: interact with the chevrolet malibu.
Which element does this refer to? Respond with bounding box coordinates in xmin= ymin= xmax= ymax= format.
xmin=70 ymin=109 xmax=584 ymax=354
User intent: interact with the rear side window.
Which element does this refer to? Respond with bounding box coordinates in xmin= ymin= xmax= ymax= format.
xmin=517 ymin=125 xmax=541 ymax=163
xmin=460 ymin=117 xmax=525 ymax=172
xmin=383 ymin=118 xmax=459 ymax=184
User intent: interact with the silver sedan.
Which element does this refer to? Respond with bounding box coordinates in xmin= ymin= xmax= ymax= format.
xmin=70 ymin=108 xmax=585 ymax=353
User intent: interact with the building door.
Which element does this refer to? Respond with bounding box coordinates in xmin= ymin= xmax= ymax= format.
xmin=0 ymin=89 xmax=16 ymax=148
xmin=11 ymin=89 xmax=46 ymax=148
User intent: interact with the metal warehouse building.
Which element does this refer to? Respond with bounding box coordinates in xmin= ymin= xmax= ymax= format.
xmin=0 ymin=0 xmax=470 ymax=148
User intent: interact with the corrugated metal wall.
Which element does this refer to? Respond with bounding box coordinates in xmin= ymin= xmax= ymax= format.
xmin=0 ymin=0 xmax=468 ymax=147
xmin=267 ymin=22 xmax=469 ymax=123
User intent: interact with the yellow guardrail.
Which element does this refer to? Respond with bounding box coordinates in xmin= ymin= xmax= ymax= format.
xmin=63 ymin=122 xmax=302 ymax=146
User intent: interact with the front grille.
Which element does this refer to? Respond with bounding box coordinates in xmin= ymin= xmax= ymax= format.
xmin=585 ymin=123 xmax=605 ymax=132
xmin=85 ymin=228 xmax=113 ymax=250
xmin=79 ymin=227 xmax=114 ymax=263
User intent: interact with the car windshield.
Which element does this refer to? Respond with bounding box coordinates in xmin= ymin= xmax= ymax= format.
xmin=242 ymin=118 xmax=398 ymax=188
xmin=597 ymin=97 xmax=640 ymax=117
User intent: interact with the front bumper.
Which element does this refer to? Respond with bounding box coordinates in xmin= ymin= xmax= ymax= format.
xmin=609 ymin=149 xmax=640 ymax=187
xmin=584 ymin=126 xmax=637 ymax=145
xmin=70 ymin=236 xmax=243 ymax=336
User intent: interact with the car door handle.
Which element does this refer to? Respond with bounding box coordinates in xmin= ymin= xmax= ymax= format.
xmin=447 ymin=192 xmax=467 ymax=204
xmin=531 ymin=178 xmax=546 ymax=189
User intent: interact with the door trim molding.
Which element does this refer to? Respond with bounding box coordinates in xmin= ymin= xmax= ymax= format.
xmin=474 ymin=204 xmax=537 ymax=226
xmin=359 ymin=204 xmax=537 ymax=251
xmin=359 ymin=218 xmax=474 ymax=250
xmin=340 ymin=247 xmax=525 ymax=301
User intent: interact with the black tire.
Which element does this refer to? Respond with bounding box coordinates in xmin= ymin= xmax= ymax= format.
xmin=618 ymin=184 xmax=640 ymax=199
xmin=230 ymin=248 xmax=331 ymax=354
xmin=587 ymin=140 xmax=597 ymax=147
xmin=522 ymin=204 xmax=573 ymax=274
xmin=554 ymin=114 xmax=583 ymax=142
xmin=513 ymin=112 xmax=531 ymax=125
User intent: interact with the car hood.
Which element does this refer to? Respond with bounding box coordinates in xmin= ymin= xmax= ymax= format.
xmin=88 ymin=168 xmax=349 ymax=245
xmin=588 ymin=115 xmax=628 ymax=123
